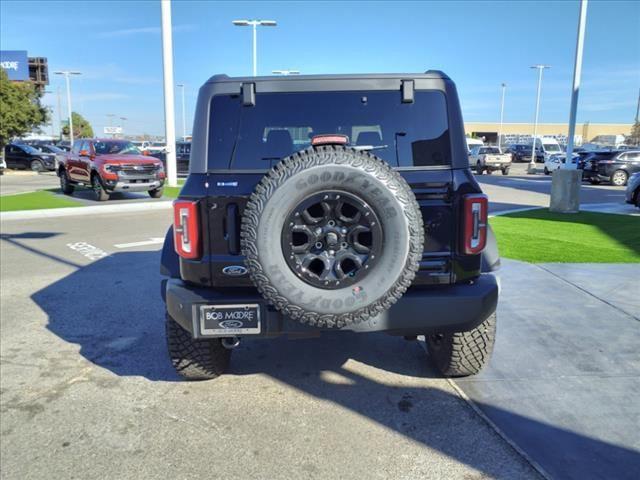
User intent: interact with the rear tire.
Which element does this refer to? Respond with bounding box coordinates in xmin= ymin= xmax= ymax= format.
xmin=148 ymin=187 xmax=164 ymax=198
xmin=611 ymin=170 xmax=628 ymax=187
xmin=426 ymin=313 xmax=496 ymax=377
xmin=30 ymin=159 xmax=44 ymax=172
xmin=59 ymin=169 xmax=74 ymax=195
xmin=92 ymin=174 xmax=110 ymax=201
xmin=165 ymin=315 xmax=230 ymax=380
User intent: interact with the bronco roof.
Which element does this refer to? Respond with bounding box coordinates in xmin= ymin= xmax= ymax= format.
xmin=205 ymin=71 xmax=450 ymax=84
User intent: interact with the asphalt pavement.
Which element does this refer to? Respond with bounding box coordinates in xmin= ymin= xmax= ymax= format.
xmin=477 ymin=163 xmax=627 ymax=213
xmin=0 ymin=171 xmax=59 ymax=196
xmin=0 ymin=211 xmax=540 ymax=480
xmin=1 ymin=167 xmax=638 ymax=479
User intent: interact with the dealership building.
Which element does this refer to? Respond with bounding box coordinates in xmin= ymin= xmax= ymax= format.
xmin=464 ymin=122 xmax=633 ymax=146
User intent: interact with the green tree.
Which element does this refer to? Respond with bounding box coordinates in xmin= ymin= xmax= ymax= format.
xmin=61 ymin=112 xmax=94 ymax=139
xmin=0 ymin=69 xmax=48 ymax=148
xmin=627 ymin=120 xmax=640 ymax=146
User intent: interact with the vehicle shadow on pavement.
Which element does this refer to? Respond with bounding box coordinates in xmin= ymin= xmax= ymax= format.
xmin=26 ymin=250 xmax=640 ymax=479
xmin=231 ymin=334 xmax=640 ymax=480
xmin=31 ymin=250 xmax=180 ymax=381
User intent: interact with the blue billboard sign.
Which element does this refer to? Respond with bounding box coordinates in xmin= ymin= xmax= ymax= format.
xmin=0 ymin=50 xmax=29 ymax=81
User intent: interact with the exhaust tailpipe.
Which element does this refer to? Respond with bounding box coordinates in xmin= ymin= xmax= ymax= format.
xmin=222 ymin=337 xmax=241 ymax=350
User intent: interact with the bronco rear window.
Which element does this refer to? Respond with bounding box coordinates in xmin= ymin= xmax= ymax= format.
xmin=208 ymin=90 xmax=451 ymax=170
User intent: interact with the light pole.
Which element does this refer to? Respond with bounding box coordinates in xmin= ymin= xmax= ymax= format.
xmin=161 ymin=0 xmax=178 ymax=187
xmin=550 ymin=0 xmax=588 ymax=213
xmin=54 ymin=71 xmax=81 ymax=143
xmin=528 ymin=65 xmax=551 ymax=174
xmin=106 ymin=113 xmax=116 ymax=138
xmin=43 ymin=90 xmax=54 ymax=138
xmin=120 ymin=117 xmax=127 ymax=138
xmin=233 ymin=19 xmax=277 ymax=76
xmin=498 ymin=83 xmax=506 ymax=148
xmin=272 ymin=70 xmax=300 ymax=76
xmin=177 ymin=83 xmax=186 ymax=140
xmin=56 ymin=86 xmax=62 ymax=141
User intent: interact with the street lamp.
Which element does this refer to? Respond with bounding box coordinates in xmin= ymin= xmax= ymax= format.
xmin=498 ymin=83 xmax=506 ymax=148
xmin=106 ymin=113 xmax=116 ymax=138
xmin=528 ymin=65 xmax=551 ymax=174
xmin=177 ymin=83 xmax=186 ymax=140
xmin=54 ymin=71 xmax=81 ymax=143
xmin=233 ymin=19 xmax=277 ymax=76
xmin=272 ymin=70 xmax=300 ymax=76
xmin=120 ymin=117 xmax=127 ymax=138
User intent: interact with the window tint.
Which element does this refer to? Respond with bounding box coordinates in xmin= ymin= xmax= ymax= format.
xmin=72 ymin=140 xmax=82 ymax=154
xmin=481 ymin=147 xmax=500 ymax=154
xmin=208 ymin=90 xmax=450 ymax=170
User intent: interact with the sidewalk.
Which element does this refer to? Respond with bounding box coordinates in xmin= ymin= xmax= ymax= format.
xmin=455 ymin=259 xmax=640 ymax=480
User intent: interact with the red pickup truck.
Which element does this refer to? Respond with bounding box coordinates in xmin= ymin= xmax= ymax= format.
xmin=58 ymin=138 xmax=166 ymax=201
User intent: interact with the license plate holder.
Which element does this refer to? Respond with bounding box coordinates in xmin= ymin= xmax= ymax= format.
xmin=199 ymin=304 xmax=261 ymax=336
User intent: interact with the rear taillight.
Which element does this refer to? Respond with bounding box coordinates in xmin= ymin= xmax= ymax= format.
xmin=173 ymin=200 xmax=200 ymax=259
xmin=461 ymin=194 xmax=488 ymax=255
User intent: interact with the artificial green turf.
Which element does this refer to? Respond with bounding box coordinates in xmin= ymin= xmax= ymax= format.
xmin=162 ymin=180 xmax=185 ymax=199
xmin=490 ymin=209 xmax=640 ymax=263
xmin=162 ymin=186 xmax=181 ymax=199
xmin=0 ymin=190 xmax=82 ymax=212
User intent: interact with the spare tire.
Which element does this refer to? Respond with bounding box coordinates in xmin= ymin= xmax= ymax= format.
xmin=241 ymin=146 xmax=424 ymax=328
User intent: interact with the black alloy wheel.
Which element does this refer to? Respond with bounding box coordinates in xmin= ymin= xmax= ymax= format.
xmin=282 ymin=190 xmax=383 ymax=290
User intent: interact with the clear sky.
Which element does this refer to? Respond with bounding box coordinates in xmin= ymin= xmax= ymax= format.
xmin=1 ymin=0 xmax=639 ymax=137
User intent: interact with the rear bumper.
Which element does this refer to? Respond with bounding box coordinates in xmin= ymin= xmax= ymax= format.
xmin=163 ymin=274 xmax=499 ymax=338
xmin=484 ymin=163 xmax=510 ymax=171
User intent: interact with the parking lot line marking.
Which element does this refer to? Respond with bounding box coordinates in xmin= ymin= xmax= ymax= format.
xmin=114 ymin=237 xmax=165 ymax=249
xmin=66 ymin=242 xmax=110 ymax=260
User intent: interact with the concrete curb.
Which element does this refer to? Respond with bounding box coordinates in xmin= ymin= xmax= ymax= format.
xmin=489 ymin=207 xmax=540 ymax=218
xmin=489 ymin=202 xmax=638 ymax=218
xmin=0 ymin=201 xmax=173 ymax=222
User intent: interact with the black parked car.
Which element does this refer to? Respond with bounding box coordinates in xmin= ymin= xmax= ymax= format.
xmin=4 ymin=144 xmax=56 ymax=172
xmin=161 ymin=71 xmax=500 ymax=380
xmin=506 ymin=144 xmax=543 ymax=163
xmin=582 ymin=150 xmax=640 ymax=186
xmin=176 ymin=141 xmax=191 ymax=174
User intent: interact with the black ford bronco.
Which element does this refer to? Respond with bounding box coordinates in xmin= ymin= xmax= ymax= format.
xmin=161 ymin=72 xmax=500 ymax=380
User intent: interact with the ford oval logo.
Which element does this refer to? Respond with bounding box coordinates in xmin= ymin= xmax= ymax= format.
xmin=219 ymin=320 xmax=244 ymax=329
xmin=223 ymin=265 xmax=248 ymax=276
